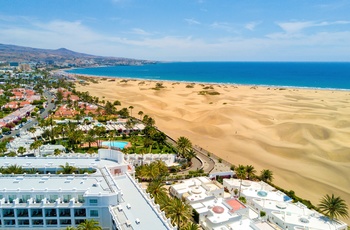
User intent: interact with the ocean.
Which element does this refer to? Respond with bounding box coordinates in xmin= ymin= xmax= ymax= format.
xmin=67 ymin=62 xmax=350 ymax=90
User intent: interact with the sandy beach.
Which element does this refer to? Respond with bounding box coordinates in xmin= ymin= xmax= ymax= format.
xmin=75 ymin=76 xmax=350 ymax=222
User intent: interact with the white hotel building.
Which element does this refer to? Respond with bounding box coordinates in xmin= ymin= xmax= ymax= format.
xmin=0 ymin=149 xmax=176 ymax=230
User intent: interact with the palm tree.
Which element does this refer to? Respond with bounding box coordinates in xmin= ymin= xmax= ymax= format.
xmin=176 ymin=136 xmax=192 ymax=159
xmin=77 ymin=219 xmax=102 ymax=230
xmin=165 ymin=197 xmax=192 ymax=229
xmin=17 ymin=146 xmax=26 ymax=155
xmin=4 ymin=164 xmax=24 ymax=174
xmin=128 ymin=105 xmax=134 ymax=117
xmin=59 ymin=162 xmax=77 ymax=174
xmin=245 ymin=165 xmax=256 ymax=180
xmin=138 ymin=110 xmax=144 ymax=120
xmin=30 ymin=140 xmax=43 ymax=156
xmin=260 ymin=169 xmax=274 ymax=183
xmin=84 ymin=134 xmax=96 ymax=148
xmin=183 ymin=223 xmax=199 ymax=230
xmin=64 ymin=226 xmax=76 ymax=230
xmin=147 ymin=179 xmax=167 ymax=203
xmin=318 ymin=194 xmax=349 ymax=221
xmin=54 ymin=148 xmax=61 ymax=156
xmin=235 ymin=164 xmax=246 ymax=197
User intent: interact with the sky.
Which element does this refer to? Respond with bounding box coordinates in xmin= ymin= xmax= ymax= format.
xmin=1 ymin=0 xmax=350 ymax=61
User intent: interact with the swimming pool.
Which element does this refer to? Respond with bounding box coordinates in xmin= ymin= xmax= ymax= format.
xmin=257 ymin=191 xmax=268 ymax=197
xmin=101 ymin=141 xmax=129 ymax=149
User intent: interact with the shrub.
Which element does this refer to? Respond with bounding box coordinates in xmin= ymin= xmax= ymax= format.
xmin=239 ymin=196 xmax=247 ymax=204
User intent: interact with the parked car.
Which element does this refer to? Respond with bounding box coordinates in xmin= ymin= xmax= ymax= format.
xmin=0 ymin=134 xmax=3 ymax=139
xmin=3 ymin=131 xmax=11 ymax=135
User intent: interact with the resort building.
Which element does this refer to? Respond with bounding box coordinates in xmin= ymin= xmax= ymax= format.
xmin=171 ymin=177 xmax=348 ymax=230
xmin=251 ymin=198 xmax=348 ymax=230
xmin=223 ymin=179 xmax=292 ymax=203
xmin=0 ymin=149 xmax=176 ymax=230
xmin=169 ymin=177 xmax=226 ymax=203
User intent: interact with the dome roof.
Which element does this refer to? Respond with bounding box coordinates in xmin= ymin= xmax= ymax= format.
xmin=212 ymin=206 xmax=224 ymax=214
xmin=191 ymin=186 xmax=202 ymax=194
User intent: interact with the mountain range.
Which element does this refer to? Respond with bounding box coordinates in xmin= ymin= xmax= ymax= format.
xmin=0 ymin=43 xmax=151 ymax=65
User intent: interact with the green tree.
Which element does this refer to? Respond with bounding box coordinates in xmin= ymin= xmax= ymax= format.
xmin=245 ymin=165 xmax=256 ymax=180
xmin=56 ymin=90 xmax=64 ymax=104
xmin=30 ymin=140 xmax=43 ymax=156
xmin=64 ymin=227 xmax=76 ymax=230
xmin=3 ymin=164 xmax=24 ymax=174
xmin=113 ymin=100 xmax=121 ymax=106
xmin=77 ymin=219 xmax=102 ymax=230
xmin=260 ymin=169 xmax=274 ymax=183
xmin=128 ymin=105 xmax=134 ymax=117
xmin=17 ymin=146 xmax=26 ymax=155
xmin=183 ymin=223 xmax=199 ymax=230
xmin=7 ymin=151 xmax=17 ymax=157
xmin=136 ymin=160 xmax=168 ymax=181
xmin=235 ymin=164 xmax=246 ymax=197
xmin=54 ymin=148 xmax=61 ymax=156
xmin=165 ymin=197 xmax=192 ymax=229
xmin=105 ymin=101 xmax=116 ymax=115
xmin=176 ymin=136 xmax=192 ymax=159
xmin=59 ymin=162 xmax=77 ymax=174
xmin=318 ymin=194 xmax=349 ymax=221
xmin=147 ymin=179 xmax=167 ymax=203
xmin=138 ymin=110 xmax=144 ymax=120
xmin=84 ymin=134 xmax=96 ymax=148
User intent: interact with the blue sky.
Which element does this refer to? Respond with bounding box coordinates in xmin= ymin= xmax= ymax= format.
xmin=1 ymin=0 xmax=350 ymax=61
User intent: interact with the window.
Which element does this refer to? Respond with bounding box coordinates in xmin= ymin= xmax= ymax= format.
xmin=74 ymin=208 xmax=86 ymax=217
xmin=8 ymin=195 xmax=16 ymax=203
xmin=31 ymin=209 xmax=42 ymax=217
xmin=78 ymin=195 xmax=85 ymax=203
xmin=60 ymin=219 xmax=72 ymax=225
xmin=90 ymin=210 xmax=99 ymax=217
xmin=63 ymin=195 xmax=72 ymax=203
xmin=45 ymin=209 xmax=56 ymax=217
xmin=89 ymin=199 xmax=98 ymax=206
xmin=32 ymin=219 xmax=43 ymax=225
xmin=18 ymin=219 xmax=29 ymax=225
xmin=46 ymin=219 xmax=58 ymax=225
xmin=17 ymin=209 xmax=29 ymax=217
xmin=59 ymin=208 xmax=71 ymax=217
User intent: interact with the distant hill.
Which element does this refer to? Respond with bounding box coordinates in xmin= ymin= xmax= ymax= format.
xmin=0 ymin=43 xmax=152 ymax=65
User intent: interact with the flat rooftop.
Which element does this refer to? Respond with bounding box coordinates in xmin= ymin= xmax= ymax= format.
xmin=113 ymin=175 xmax=172 ymax=230
xmin=0 ymin=155 xmax=117 ymax=169
xmin=0 ymin=174 xmax=111 ymax=195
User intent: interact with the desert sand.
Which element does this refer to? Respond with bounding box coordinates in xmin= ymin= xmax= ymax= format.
xmin=75 ymin=77 xmax=350 ymax=222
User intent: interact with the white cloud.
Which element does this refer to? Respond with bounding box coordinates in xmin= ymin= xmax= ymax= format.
xmin=184 ymin=18 xmax=200 ymax=25
xmin=210 ymin=22 xmax=238 ymax=33
xmin=245 ymin=21 xmax=261 ymax=31
xmin=128 ymin=28 xmax=152 ymax=36
xmin=277 ymin=20 xmax=350 ymax=34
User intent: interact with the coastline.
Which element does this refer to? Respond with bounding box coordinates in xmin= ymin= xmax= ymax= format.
xmin=66 ymin=71 xmax=350 ymax=92
xmin=73 ymin=72 xmax=350 ymax=222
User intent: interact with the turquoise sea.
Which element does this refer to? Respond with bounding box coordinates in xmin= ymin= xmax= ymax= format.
xmin=67 ymin=62 xmax=350 ymax=90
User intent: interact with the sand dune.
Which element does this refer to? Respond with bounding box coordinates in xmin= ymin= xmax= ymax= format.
xmin=76 ymin=77 xmax=350 ymax=224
